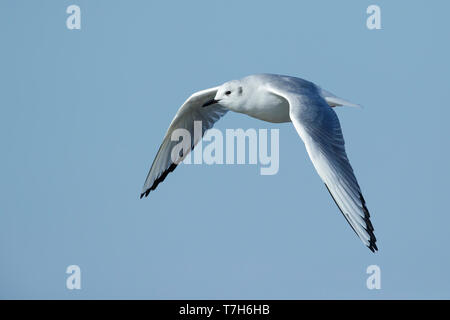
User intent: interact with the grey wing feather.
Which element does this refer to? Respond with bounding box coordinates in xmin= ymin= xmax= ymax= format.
xmin=141 ymin=87 xmax=228 ymax=198
xmin=268 ymin=82 xmax=377 ymax=252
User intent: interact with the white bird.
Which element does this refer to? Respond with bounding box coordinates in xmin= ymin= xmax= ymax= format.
xmin=141 ymin=74 xmax=377 ymax=252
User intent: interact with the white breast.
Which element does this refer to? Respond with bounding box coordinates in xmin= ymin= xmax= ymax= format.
xmin=241 ymin=88 xmax=291 ymax=123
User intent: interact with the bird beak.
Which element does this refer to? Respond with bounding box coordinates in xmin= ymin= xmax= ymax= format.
xmin=202 ymin=99 xmax=220 ymax=107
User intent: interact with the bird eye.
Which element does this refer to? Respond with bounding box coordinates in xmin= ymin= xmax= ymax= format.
xmin=225 ymin=90 xmax=231 ymax=95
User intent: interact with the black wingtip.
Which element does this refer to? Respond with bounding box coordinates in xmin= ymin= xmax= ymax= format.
xmin=359 ymin=192 xmax=378 ymax=253
xmin=368 ymin=242 xmax=378 ymax=253
xmin=324 ymin=183 xmax=378 ymax=253
xmin=139 ymin=190 xmax=149 ymax=199
xmin=140 ymin=163 xmax=178 ymax=199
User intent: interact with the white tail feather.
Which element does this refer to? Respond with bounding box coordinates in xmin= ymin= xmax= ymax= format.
xmin=320 ymin=88 xmax=362 ymax=108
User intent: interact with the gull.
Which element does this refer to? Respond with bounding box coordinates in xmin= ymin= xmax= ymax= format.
xmin=141 ymin=74 xmax=377 ymax=252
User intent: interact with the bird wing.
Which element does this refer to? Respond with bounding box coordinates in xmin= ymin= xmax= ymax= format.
xmin=267 ymin=84 xmax=377 ymax=252
xmin=141 ymin=86 xmax=228 ymax=198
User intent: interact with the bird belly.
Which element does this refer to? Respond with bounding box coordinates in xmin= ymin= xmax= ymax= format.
xmin=242 ymin=92 xmax=291 ymax=123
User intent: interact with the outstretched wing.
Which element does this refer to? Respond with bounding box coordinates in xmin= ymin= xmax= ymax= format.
xmin=141 ymin=87 xmax=228 ymax=198
xmin=269 ymin=85 xmax=377 ymax=252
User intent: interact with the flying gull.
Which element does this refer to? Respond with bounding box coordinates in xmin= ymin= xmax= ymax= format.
xmin=140 ymin=74 xmax=377 ymax=252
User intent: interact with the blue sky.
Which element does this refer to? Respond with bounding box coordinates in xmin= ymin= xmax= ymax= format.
xmin=1 ymin=0 xmax=449 ymax=299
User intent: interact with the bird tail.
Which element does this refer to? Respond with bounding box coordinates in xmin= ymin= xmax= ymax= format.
xmin=320 ymin=88 xmax=362 ymax=108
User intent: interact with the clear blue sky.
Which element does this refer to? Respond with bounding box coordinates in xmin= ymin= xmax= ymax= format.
xmin=1 ymin=0 xmax=449 ymax=299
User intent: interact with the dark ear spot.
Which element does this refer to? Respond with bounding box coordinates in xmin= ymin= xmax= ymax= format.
xmin=238 ymin=86 xmax=243 ymax=95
